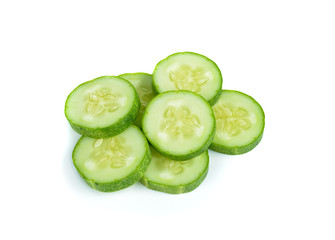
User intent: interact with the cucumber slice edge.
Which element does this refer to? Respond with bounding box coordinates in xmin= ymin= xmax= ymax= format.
xmin=210 ymin=132 xmax=264 ymax=154
xmin=119 ymin=72 xmax=152 ymax=78
xmin=140 ymin=150 xmax=209 ymax=194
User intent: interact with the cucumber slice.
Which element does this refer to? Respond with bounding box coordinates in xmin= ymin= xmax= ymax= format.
xmin=153 ymin=52 xmax=222 ymax=105
xmin=118 ymin=73 xmax=156 ymax=128
xmin=140 ymin=146 xmax=209 ymax=194
xmin=72 ymin=125 xmax=151 ymax=192
xmin=210 ymin=90 xmax=265 ymax=155
xmin=142 ymin=90 xmax=216 ymax=160
xmin=65 ymin=76 xmax=140 ymax=138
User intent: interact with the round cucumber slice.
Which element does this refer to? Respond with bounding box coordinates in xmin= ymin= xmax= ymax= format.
xmin=72 ymin=125 xmax=151 ymax=192
xmin=210 ymin=90 xmax=265 ymax=154
xmin=140 ymin=146 xmax=209 ymax=194
xmin=118 ymin=73 xmax=156 ymax=128
xmin=142 ymin=90 xmax=216 ymax=160
xmin=65 ymin=76 xmax=140 ymax=138
xmin=153 ymin=52 xmax=222 ymax=105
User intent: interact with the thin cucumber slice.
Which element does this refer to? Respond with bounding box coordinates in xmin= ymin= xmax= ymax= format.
xmin=210 ymin=90 xmax=265 ymax=154
xmin=153 ymin=52 xmax=222 ymax=105
xmin=118 ymin=73 xmax=156 ymax=128
xmin=65 ymin=76 xmax=140 ymax=138
xmin=140 ymin=146 xmax=209 ymax=194
xmin=72 ymin=125 xmax=151 ymax=192
xmin=142 ymin=90 xmax=216 ymax=160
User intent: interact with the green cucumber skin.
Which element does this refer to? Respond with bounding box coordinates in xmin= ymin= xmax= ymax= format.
xmin=209 ymin=132 xmax=263 ymax=155
xmin=65 ymin=76 xmax=141 ymax=138
xmin=152 ymin=52 xmax=223 ymax=105
xmin=119 ymin=72 xmax=152 ymax=79
xmin=140 ymin=151 xmax=209 ymax=194
xmin=142 ymin=90 xmax=216 ymax=161
xmin=210 ymin=90 xmax=265 ymax=155
xmin=72 ymin=130 xmax=151 ymax=192
xmin=207 ymin=90 xmax=222 ymax=106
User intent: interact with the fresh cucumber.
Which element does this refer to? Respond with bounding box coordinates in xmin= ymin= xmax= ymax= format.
xmin=72 ymin=125 xmax=151 ymax=192
xmin=140 ymin=146 xmax=209 ymax=194
xmin=65 ymin=76 xmax=140 ymax=138
xmin=153 ymin=52 xmax=222 ymax=105
xmin=142 ymin=90 xmax=216 ymax=160
xmin=210 ymin=90 xmax=265 ymax=154
xmin=118 ymin=73 xmax=156 ymax=128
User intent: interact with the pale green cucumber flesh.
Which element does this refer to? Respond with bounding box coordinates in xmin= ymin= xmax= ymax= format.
xmin=72 ymin=125 xmax=151 ymax=192
xmin=142 ymin=90 xmax=216 ymax=160
xmin=65 ymin=76 xmax=140 ymax=138
xmin=118 ymin=73 xmax=156 ymax=128
xmin=210 ymin=90 xmax=265 ymax=155
xmin=140 ymin=146 xmax=209 ymax=194
xmin=153 ymin=52 xmax=222 ymax=105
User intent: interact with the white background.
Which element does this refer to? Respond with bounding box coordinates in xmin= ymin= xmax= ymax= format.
xmin=1 ymin=0 xmax=334 ymax=239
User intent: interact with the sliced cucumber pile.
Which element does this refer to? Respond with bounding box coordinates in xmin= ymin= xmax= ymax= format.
xmin=140 ymin=146 xmax=209 ymax=194
xmin=210 ymin=90 xmax=265 ymax=155
xmin=65 ymin=51 xmax=265 ymax=194
xmin=153 ymin=52 xmax=222 ymax=105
